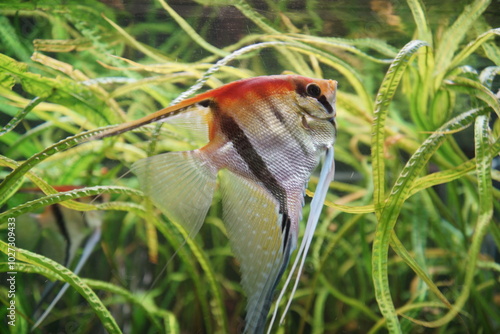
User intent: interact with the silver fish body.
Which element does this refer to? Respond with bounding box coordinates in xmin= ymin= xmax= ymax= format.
xmin=98 ymin=75 xmax=337 ymax=333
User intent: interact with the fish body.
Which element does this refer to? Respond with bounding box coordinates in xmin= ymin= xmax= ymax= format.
xmin=96 ymin=75 xmax=337 ymax=333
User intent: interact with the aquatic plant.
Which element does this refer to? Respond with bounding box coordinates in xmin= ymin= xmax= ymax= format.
xmin=0 ymin=0 xmax=498 ymax=333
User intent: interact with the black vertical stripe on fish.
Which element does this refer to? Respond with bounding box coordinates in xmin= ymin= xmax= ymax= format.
xmin=51 ymin=204 xmax=71 ymax=267
xmin=197 ymin=99 xmax=211 ymax=108
xmin=268 ymin=101 xmax=310 ymax=156
xmin=282 ymin=213 xmax=291 ymax=250
xmin=252 ymin=228 xmax=293 ymax=333
xmin=295 ymin=84 xmax=307 ymax=97
xmin=295 ymin=84 xmax=333 ymax=115
xmin=317 ymin=95 xmax=334 ymax=114
xmin=213 ymin=101 xmax=291 ymax=233
xmin=270 ymin=104 xmax=286 ymax=125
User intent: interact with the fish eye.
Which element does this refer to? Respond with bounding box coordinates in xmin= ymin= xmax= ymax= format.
xmin=306 ymin=83 xmax=322 ymax=98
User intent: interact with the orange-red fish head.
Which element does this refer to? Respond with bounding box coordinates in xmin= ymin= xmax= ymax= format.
xmin=206 ymin=75 xmax=336 ymax=119
xmin=282 ymin=76 xmax=337 ymax=147
xmin=292 ymin=76 xmax=337 ymax=122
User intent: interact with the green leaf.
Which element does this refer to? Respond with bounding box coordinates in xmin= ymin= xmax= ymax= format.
xmin=0 ymin=53 xmax=121 ymax=125
xmin=406 ymin=115 xmax=496 ymax=328
xmin=389 ymin=234 xmax=453 ymax=311
xmin=406 ymin=0 xmax=432 ymax=46
xmin=0 ymin=154 xmax=98 ymax=211
xmin=434 ymin=0 xmax=491 ymax=81
xmin=372 ymin=107 xmax=484 ymax=334
xmin=0 ymin=16 xmax=32 ymax=62
xmin=448 ymin=28 xmax=500 ymax=69
xmin=279 ymin=34 xmax=395 ymax=63
xmin=479 ymin=66 xmax=500 ymax=89
xmin=0 ymin=126 xmax=116 ymax=205
xmin=0 ymin=71 xmax=15 ymax=89
xmin=157 ymin=0 xmax=228 ymax=57
xmin=372 ymin=40 xmax=428 ymax=214
xmin=0 ymin=185 xmax=143 ymax=223
xmin=101 ymin=14 xmax=171 ymax=62
xmin=0 ymin=241 xmax=123 ymax=334
xmin=408 ymin=159 xmax=476 ymax=198
xmin=446 ymin=76 xmax=500 ymax=118
xmin=0 ymin=97 xmax=43 ymax=137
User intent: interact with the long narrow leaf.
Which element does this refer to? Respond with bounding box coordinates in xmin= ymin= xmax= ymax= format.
xmin=413 ymin=114 xmax=495 ymax=327
xmin=157 ymin=0 xmax=228 ymax=57
xmin=446 ymin=76 xmax=500 ymax=118
xmin=449 ymin=28 xmax=500 ymax=69
xmin=0 ymin=186 xmax=143 ymax=222
xmin=372 ymin=107 xmax=484 ymax=333
xmin=434 ymin=0 xmax=491 ymax=83
xmin=406 ymin=0 xmax=432 ymax=45
xmin=0 ymin=97 xmax=44 ymax=136
xmin=0 ymin=126 xmax=116 ymax=204
xmin=0 ymin=241 xmax=122 ymax=334
xmin=372 ymin=40 xmax=428 ymax=213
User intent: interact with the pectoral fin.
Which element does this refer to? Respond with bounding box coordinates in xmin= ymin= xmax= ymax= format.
xmin=219 ymin=170 xmax=291 ymax=334
xmin=131 ymin=150 xmax=217 ymax=238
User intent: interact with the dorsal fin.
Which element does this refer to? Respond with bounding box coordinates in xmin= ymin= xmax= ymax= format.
xmin=90 ymin=97 xmax=213 ymax=140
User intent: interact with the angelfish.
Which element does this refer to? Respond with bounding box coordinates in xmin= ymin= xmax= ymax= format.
xmin=94 ymin=75 xmax=337 ymax=333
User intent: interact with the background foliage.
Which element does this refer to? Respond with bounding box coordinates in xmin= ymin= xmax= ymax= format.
xmin=0 ymin=0 xmax=499 ymax=333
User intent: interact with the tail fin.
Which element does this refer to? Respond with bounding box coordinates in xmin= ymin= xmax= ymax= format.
xmin=131 ymin=150 xmax=217 ymax=238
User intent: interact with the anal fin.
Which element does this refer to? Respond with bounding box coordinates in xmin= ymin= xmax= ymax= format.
xmin=219 ymin=170 xmax=290 ymax=334
xmin=268 ymin=145 xmax=336 ymax=332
